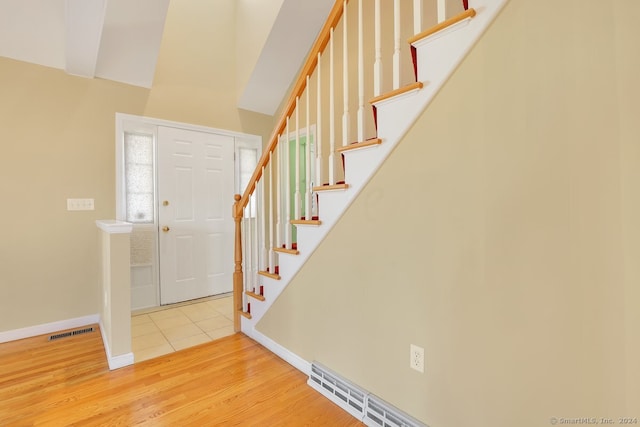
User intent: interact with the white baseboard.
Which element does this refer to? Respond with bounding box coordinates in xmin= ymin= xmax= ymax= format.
xmin=0 ymin=314 xmax=100 ymax=344
xmin=245 ymin=327 xmax=311 ymax=375
xmin=106 ymin=351 xmax=135 ymax=370
xmin=99 ymin=320 xmax=134 ymax=370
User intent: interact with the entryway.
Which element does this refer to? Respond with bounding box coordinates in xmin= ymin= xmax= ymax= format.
xmin=116 ymin=113 xmax=261 ymax=311
xmin=131 ymin=294 xmax=233 ymax=363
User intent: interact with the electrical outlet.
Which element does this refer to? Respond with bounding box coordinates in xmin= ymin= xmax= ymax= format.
xmin=410 ymin=344 xmax=425 ymax=373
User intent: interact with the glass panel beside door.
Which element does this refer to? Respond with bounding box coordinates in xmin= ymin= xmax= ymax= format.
xmin=124 ymin=131 xmax=160 ymax=310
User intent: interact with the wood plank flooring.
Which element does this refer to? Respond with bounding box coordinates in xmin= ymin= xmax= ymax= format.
xmin=0 ymin=325 xmax=363 ymax=426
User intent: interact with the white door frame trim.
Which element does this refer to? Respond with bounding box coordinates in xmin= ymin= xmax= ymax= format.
xmin=115 ymin=113 xmax=262 ymax=221
xmin=115 ymin=113 xmax=262 ymax=310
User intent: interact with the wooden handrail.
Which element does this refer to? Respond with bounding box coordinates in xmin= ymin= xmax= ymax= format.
xmin=236 ymin=0 xmax=350 ymax=217
xmin=407 ymin=8 xmax=476 ymax=45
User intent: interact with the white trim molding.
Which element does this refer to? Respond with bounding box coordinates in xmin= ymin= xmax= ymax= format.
xmin=99 ymin=320 xmax=134 ymax=370
xmin=96 ymin=219 xmax=133 ymax=234
xmin=0 ymin=314 xmax=100 ymax=344
xmin=243 ymin=326 xmax=311 ymax=375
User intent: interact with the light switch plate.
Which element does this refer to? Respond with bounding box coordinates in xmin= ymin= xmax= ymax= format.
xmin=67 ymin=198 xmax=95 ymax=211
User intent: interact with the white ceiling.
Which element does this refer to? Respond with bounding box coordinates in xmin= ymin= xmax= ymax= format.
xmin=238 ymin=0 xmax=334 ymax=116
xmin=0 ymin=0 xmax=333 ymax=114
xmin=0 ymin=0 xmax=169 ymax=88
xmin=0 ymin=0 xmax=66 ymax=70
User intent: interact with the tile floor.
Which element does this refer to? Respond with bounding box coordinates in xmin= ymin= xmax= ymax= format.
xmin=131 ymin=295 xmax=234 ymax=363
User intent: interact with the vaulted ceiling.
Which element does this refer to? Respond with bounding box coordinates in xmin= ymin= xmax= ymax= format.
xmin=0 ymin=0 xmax=333 ymax=116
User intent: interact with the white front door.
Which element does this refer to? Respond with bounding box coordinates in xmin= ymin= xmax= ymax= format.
xmin=157 ymin=126 xmax=234 ymax=305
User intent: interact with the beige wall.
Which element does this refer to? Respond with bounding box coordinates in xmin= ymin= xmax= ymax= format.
xmin=99 ymin=228 xmax=132 ymax=357
xmin=144 ymin=0 xmax=274 ymax=142
xmin=257 ymin=0 xmax=640 ymax=424
xmin=0 ymin=57 xmax=149 ymax=332
xmin=614 ymin=0 xmax=640 ymax=412
xmin=0 ymin=0 xmax=277 ymax=333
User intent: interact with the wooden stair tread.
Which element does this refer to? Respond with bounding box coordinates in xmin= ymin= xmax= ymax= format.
xmin=258 ymin=270 xmax=281 ymax=280
xmin=290 ymin=219 xmax=322 ymax=226
xmin=274 ymin=247 xmax=300 ymax=255
xmin=370 ymin=82 xmax=424 ymax=105
xmin=239 ymin=310 xmax=252 ymax=319
xmin=313 ymin=183 xmax=350 ymax=192
xmin=408 ymin=8 xmax=476 ymax=45
xmin=246 ymin=291 xmax=265 ymax=301
xmin=336 ymin=138 xmax=382 ymax=153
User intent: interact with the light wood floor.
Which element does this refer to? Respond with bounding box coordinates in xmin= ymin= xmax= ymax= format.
xmin=0 ymin=325 xmax=363 ymax=426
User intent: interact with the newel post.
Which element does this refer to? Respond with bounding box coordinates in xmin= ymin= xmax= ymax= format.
xmin=233 ymin=194 xmax=243 ymax=332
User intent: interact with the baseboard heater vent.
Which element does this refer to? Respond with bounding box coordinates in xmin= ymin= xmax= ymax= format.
xmin=307 ymin=362 xmax=427 ymax=427
xmin=49 ymin=327 xmax=95 ymax=341
xmin=308 ymin=362 xmax=366 ymax=419
xmin=364 ymin=393 xmax=426 ymax=427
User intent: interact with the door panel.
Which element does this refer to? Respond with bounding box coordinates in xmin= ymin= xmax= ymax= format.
xmin=207 ymin=233 xmax=225 ymax=277
xmin=175 ymin=167 xmax=194 ymax=220
xmin=158 ymin=126 xmax=234 ymax=305
xmin=205 ymin=169 xmax=223 ymax=219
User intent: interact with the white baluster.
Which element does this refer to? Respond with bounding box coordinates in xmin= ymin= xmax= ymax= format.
xmin=252 ymin=192 xmax=259 ymax=301
xmin=357 ymin=0 xmax=364 ymax=144
xmin=260 ymin=171 xmax=267 ymax=273
xmin=305 ymin=75 xmax=312 ymax=220
xmin=250 ymin=186 xmax=258 ymax=290
xmin=413 ymin=0 xmax=422 ymax=35
xmin=437 ymin=0 xmax=446 ymax=23
xmin=268 ymin=151 xmax=275 ymax=270
xmin=246 ymin=197 xmax=252 ymax=292
xmin=329 ymin=27 xmax=336 ymax=186
xmin=374 ymin=0 xmax=382 ymax=97
xmin=342 ymin=0 xmax=350 ymax=147
xmin=244 ymin=199 xmax=249 ymax=294
xmin=284 ymin=117 xmax=292 ymax=248
xmin=393 ymin=0 xmax=401 ymax=90
xmin=242 ymin=213 xmax=248 ymax=293
xmin=316 ymin=52 xmax=323 ymax=189
xmin=295 ymin=98 xmax=301 ymax=222
xmin=276 ymin=134 xmax=282 ymax=250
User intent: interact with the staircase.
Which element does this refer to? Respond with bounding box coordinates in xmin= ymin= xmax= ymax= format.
xmin=233 ymin=0 xmax=508 ymax=335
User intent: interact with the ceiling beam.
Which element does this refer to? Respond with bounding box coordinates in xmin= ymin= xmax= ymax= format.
xmin=64 ymin=0 xmax=106 ymax=78
xmin=237 ymin=0 xmax=334 ymax=116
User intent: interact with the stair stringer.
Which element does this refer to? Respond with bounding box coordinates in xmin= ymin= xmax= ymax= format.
xmin=241 ymin=0 xmax=509 ymax=335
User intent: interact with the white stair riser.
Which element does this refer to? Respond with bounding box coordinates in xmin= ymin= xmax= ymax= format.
xmin=316 ymin=190 xmax=351 ymax=222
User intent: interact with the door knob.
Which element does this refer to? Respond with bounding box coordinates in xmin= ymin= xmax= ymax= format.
xmin=162 ymin=200 xmax=169 ymax=206
xmin=162 ymin=226 xmax=170 ymax=232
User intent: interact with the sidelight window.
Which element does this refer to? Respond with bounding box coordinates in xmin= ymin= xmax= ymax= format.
xmin=124 ymin=132 xmax=155 ymax=223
